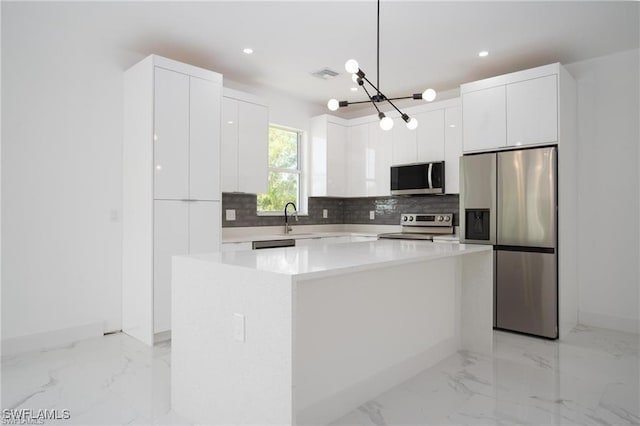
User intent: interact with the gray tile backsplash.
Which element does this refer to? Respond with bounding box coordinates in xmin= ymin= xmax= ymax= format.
xmin=222 ymin=193 xmax=459 ymax=227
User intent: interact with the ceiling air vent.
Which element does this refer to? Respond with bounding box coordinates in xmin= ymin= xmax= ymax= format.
xmin=311 ymin=68 xmax=339 ymax=80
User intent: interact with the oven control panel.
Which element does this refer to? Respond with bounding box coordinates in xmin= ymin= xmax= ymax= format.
xmin=401 ymin=213 xmax=453 ymax=226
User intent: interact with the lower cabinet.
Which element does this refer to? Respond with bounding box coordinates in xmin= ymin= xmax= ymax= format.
xmin=221 ymin=241 xmax=253 ymax=252
xmin=153 ymin=200 xmax=220 ymax=333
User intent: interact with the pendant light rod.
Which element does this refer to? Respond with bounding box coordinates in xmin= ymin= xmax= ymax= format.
xmin=326 ymin=0 xmax=437 ymax=131
xmin=361 ymin=84 xmax=382 ymax=114
xmin=376 ymin=0 xmax=380 ymax=94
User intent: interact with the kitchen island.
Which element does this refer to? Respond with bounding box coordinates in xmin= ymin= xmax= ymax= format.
xmin=171 ymin=240 xmax=493 ymax=425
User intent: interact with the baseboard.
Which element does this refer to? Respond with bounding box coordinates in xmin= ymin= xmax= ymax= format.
xmin=579 ymin=311 xmax=640 ymax=334
xmin=1 ymin=322 xmax=104 ymax=357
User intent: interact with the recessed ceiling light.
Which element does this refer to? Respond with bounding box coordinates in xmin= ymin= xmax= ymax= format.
xmin=449 ymin=124 xmax=456 ymax=128
xmin=227 ymin=121 xmax=234 ymax=125
xmin=478 ymin=51 xmax=489 ymax=57
xmin=350 ymin=87 xmax=358 ymax=92
xmin=243 ymin=48 xmax=254 ymax=55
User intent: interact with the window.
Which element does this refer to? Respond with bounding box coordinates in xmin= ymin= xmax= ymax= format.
xmin=257 ymin=126 xmax=303 ymax=213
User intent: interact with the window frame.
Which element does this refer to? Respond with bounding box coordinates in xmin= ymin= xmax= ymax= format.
xmin=256 ymin=125 xmax=306 ymax=216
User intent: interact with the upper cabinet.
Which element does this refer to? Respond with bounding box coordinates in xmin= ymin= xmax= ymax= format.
xmin=461 ymin=85 xmax=506 ymax=152
xmin=309 ymin=115 xmax=348 ymax=197
xmin=310 ymin=98 xmax=463 ymax=196
xmin=154 ymin=68 xmax=221 ymax=200
xmin=221 ymin=89 xmax=269 ymax=194
xmin=461 ymin=63 xmax=564 ymax=153
xmin=506 ymin=75 xmax=558 ymax=146
xmin=347 ymin=124 xmax=368 ymax=197
xmin=366 ymin=122 xmax=393 ymax=197
xmin=416 ymin=109 xmax=445 ymax=163
xmin=391 ymin=122 xmax=417 ymax=165
xmin=444 ymin=106 xmax=462 ymax=194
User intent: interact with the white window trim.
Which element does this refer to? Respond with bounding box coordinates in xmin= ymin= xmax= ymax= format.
xmin=257 ymin=125 xmax=306 ymax=215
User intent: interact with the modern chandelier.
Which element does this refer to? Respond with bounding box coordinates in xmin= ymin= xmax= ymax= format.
xmin=327 ymin=0 xmax=436 ymax=131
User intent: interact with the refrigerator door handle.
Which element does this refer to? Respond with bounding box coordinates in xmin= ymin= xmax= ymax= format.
xmin=427 ymin=163 xmax=433 ymax=189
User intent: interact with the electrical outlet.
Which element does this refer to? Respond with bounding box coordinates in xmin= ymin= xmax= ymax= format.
xmin=233 ymin=313 xmax=245 ymax=342
xmin=226 ymin=209 xmax=236 ymax=221
xmin=369 ymin=210 xmax=375 ymax=220
xmin=323 ymin=209 xmax=328 ymax=219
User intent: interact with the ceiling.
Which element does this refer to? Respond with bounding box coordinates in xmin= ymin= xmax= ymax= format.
xmin=6 ymin=1 xmax=640 ymax=118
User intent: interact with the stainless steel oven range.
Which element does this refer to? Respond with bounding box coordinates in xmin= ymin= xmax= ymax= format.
xmin=378 ymin=213 xmax=454 ymax=241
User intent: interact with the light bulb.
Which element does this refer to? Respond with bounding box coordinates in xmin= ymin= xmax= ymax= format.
xmin=379 ymin=116 xmax=394 ymax=131
xmin=406 ymin=117 xmax=418 ymax=130
xmin=422 ymin=88 xmax=437 ymax=102
xmin=345 ymin=59 xmax=359 ymax=74
xmin=352 ymin=73 xmax=359 ymax=83
xmin=327 ymin=98 xmax=339 ymax=111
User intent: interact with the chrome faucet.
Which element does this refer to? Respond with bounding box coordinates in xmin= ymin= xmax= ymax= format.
xmin=284 ymin=202 xmax=298 ymax=234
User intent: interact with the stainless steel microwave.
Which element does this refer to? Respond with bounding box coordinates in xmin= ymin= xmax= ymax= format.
xmin=390 ymin=161 xmax=445 ymax=195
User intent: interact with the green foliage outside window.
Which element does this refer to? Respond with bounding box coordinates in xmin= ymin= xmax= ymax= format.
xmin=257 ymin=127 xmax=301 ymax=212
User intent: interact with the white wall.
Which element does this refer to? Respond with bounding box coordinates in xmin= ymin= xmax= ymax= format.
xmin=1 ymin=7 xmax=131 ymax=341
xmin=566 ymin=48 xmax=640 ymax=333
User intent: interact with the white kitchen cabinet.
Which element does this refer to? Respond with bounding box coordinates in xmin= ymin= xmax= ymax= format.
xmin=416 ymin=109 xmax=445 ymax=162
xmin=221 ymin=241 xmax=252 ymax=252
xmin=366 ymin=122 xmax=392 ymax=196
xmin=506 ymin=75 xmax=558 ymax=146
xmin=221 ymin=90 xmax=269 ymax=194
xmin=347 ymin=123 xmax=368 ymax=197
xmin=444 ymin=106 xmax=462 ymax=194
xmin=153 ymin=68 xmax=190 ymax=199
xmin=153 ymin=200 xmax=220 ymax=334
xmin=391 ymin=121 xmax=417 ymax=165
xmin=310 ymin=115 xmax=349 ymax=197
xmin=123 ymin=55 xmax=222 ymax=345
xmin=154 ymin=68 xmax=221 ymax=200
xmin=461 ymin=63 xmax=564 ymax=153
xmin=238 ymin=101 xmax=269 ymax=194
xmin=189 ymin=77 xmax=221 ymax=200
xmin=327 ymin=122 xmax=347 ymax=197
xmin=153 ymin=200 xmax=189 ymax=333
xmin=221 ymin=98 xmax=239 ymax=192
xmin=462 ymin=85 xmax=506 ymax=152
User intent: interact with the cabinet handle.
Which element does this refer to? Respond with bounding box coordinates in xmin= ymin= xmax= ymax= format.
xmin=180 ymin=199 xmax=197 ymax=202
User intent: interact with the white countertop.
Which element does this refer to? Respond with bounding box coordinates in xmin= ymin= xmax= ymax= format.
xmin=185 ymin=239 xmax=490 ymax=280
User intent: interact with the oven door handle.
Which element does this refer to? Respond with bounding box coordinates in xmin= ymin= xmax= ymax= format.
xmin=427 ymin=163 xmax=433 ymax=188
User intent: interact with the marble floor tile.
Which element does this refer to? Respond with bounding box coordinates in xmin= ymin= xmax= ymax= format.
xmin=2 ymin=326 xmax=638 ymax=425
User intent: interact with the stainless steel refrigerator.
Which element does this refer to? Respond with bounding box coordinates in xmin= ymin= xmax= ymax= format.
xmin=460 ymin=146 xmax=558 ymax=339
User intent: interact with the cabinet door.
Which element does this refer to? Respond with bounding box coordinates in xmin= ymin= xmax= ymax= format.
xmin=391 ymin=121 xmax=417 ymax=165
xmin=221 ymin=242 xmax=252 ymax=252
xmin=154 ymin=68 xmax=190 ymax=199
xmin=347 ymin=124 xmax=368 ymax=197
xmin=238 ymin=102 xmax=269 ymax=194
xmin=506 ymin=75 xmax=558 ymax=146
xmin=189 ymin=201 xmax=221 ymax=254
xmin=462 ymin=85 xmax=506 ymax=152
xmin=416 ymin=109 xmax=445 ymax=162
xmin=327 ymin=123 xmax=347 ymax=196
xmin=221 ymin=97 xmax=239 ymax=192
xmin=444 ymin=106 xmax=462 ymax=193
xmin=153 ymin=200 xmax=189 ymax=333
xmin=189 ymin=77 xmax=221 ymax=201
xmin=367 ymin=122 xmax=392 ymax=196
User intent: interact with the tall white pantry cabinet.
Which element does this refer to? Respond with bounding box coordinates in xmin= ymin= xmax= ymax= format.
xmin=123 ymin=55 xmax=222 ymax=346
